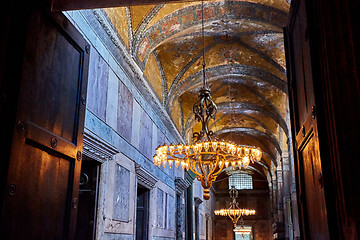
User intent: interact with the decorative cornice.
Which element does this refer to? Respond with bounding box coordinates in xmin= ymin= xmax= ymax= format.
xmin=135 ymin=163 xmax=159 ymax=188
xmin=175 ymin=177 xmax=191 ymax=194
xmin=92 ymin=9 xmax=127 ymax=51
xmin=83 ymin=128 xmax=119 ymax=163
xmin=184 ymin=171 xmax=196 ymax=185
xmin=194 ymin=197 xmax=203 ymax=206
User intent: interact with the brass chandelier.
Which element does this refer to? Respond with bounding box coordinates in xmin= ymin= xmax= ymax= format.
xmin=153 ymin=0 xmax=262 ymax=200
xmin=214 ymin=186 xmax=256 ymax=227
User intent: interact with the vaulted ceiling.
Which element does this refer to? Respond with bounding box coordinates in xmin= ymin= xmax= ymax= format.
xmin=104 ymin=0 xmax=290 ymax=177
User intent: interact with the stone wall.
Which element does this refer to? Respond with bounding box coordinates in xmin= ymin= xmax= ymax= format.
xmin=64 ymin=9 xmax=215 ymax=240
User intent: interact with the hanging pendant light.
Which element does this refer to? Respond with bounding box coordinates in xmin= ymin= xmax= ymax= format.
xmin=214 ymin=186 xmax=256 ymax=227
xmin=153 ymin=0 xmax=262 ymax=200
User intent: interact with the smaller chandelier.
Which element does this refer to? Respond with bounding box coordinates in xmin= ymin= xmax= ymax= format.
xmin=214 ymin=186 xmax=255 ymax=227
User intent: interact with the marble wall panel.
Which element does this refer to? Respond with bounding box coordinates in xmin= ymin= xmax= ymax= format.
xmin=87 ymin=49 xmax=109 ymax=120
xmin=163 ymin=137 xmax=175 ymax=176
xmin=113 ymin=164 xmax=130 ymax=221
xmin=118 ymin=80 xmax=133 ymax=141
xmin=106 ymin=69 xmax=119 ymax=129
xmin=168 ymin=195 xmax=175 ymax=230
xmin=103 ymin=233 xmax=133 ymax=240
xmin=164 ymin=162 xmax=175 ymax=177
xmin=157 ymin=128 xmax=166 ymax=146
xmin=153 ymin=237 xmax=175 ymax=240
xmin=140 ymin=110 xmax=153 ymax=159
xmin=152 ymin=123 xmax=158 ymax=158
xmin=157 ymin=188 xmax=164 ymax=228
xmin=199 ymin=213 xmax=204 ymax=236
xmin=131 ymin=100 xmax=142 ymax=149
xmin=176 ymin=194 xmax=185 ymax=239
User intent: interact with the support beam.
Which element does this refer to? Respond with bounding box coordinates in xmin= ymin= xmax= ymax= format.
xmin=52 ymin=0 xmax=203 ymax=11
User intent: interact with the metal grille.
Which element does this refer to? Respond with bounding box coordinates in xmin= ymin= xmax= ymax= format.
xmin=229 ymin=173 xmax=253 ymax=190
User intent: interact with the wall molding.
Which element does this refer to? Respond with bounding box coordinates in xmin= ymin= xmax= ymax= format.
xmin=194 ymin=197 xmax=203 ymax=206
xmin=175 ymin=177 xmax=190 ymax=194
xmin=83 ymin=127 xmax=119 ymax=163
xmin=135 ymin=163 xmax=159 ymax=188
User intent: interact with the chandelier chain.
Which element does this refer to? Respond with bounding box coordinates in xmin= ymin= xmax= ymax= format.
xmin=202 ymin=0 xmax=206 ymax=88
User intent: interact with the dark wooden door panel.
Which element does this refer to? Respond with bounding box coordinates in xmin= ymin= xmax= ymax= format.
xmin=297 ymin=125 xmax=329 ymax=240
xmin=22 ymin=12 xmax=84 ymax=144
xmin=1 ymin=10 xmax=89 ymax=240
xmin=285 ymin=0 xmax=330 ymax=239
xmin=287 ymin=0 xmax=315 ymax=134
xmin=4 ymin=141 xmax=73 ymax=239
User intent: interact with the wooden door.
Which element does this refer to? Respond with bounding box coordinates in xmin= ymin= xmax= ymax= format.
xmin=1 ymin=10 xmax=89 ymax=240
xmin=285 ymin=0 xmax=330 ymax=239
xmin=75 ymin=158 xmax=100 ymax=240
xmin=136 ymin=186 xmax=149 ymax=240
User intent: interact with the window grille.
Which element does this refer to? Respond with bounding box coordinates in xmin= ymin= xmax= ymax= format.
xmin=229 ymin=173 xmax=253 ymax=190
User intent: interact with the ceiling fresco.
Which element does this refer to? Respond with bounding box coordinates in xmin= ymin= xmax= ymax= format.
xmin=104 ymin=0 xmax=290 ymax=178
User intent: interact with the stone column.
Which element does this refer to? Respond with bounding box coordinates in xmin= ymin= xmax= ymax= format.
xmin=205 ymin=213 xmax=211 ymax=240
xmin=282 ymin=150 xmax=297 ymax=240
xmin=175 ymin=177 xmax=191 ymax=240
xmin=185 ymin=171 xmax=195 ymax=240
xmin=287 ymin=139 xmax=300 ymax=240
xmin=272 ymin=157 xmax=286 ymax=240
xmin=194 ymin=197 xmax=203 ymax=240
xmin=286 ymin=98 xmax=300 ymax=240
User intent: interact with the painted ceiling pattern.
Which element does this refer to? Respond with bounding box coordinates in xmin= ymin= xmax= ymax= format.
xmin=104 ymin=0 xmax=290 ymax=178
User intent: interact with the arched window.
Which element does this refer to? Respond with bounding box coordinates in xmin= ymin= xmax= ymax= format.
xmin=229 ymin=173 xmax=253 ymax=190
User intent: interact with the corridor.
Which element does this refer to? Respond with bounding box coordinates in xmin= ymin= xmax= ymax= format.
xmin=1 ymin=0 xmax=359 ymax=239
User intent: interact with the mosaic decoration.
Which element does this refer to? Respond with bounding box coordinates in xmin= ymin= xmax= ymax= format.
xmin=132 ymin=1 xmax=287 ymax=63
xmin=217 ymin=46 xmax=240 ymax=63
xmin=103 ymin=0 xmax=290 ymax=175
xmin=168 ymin=40 xmax=198 ymax=58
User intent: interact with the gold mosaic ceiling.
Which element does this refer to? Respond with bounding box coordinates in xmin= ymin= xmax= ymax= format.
xmin=104 ymin=0 xmax=290 ymax=175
